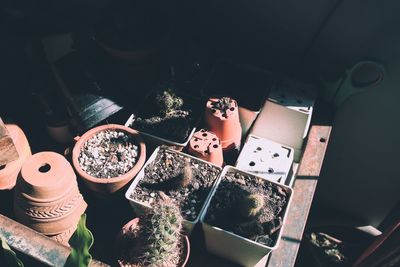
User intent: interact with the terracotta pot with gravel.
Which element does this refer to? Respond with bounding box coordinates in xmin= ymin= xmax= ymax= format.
xmin=72 ymin=124 xmax=146 ymax=194
xmin=14 ymin=151 xmax=87 ymax=245
xmin=0 ymin=124 xmax=31 ymax=190
xmin=204 ymin=97 xmax=242 ymax=151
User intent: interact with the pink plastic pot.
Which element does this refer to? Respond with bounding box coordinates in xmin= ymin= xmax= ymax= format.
xmin=187 ymin=129 xmax=223 ymax=167
xmin=204 ymin=97 xmax=242 ymax=151
xmin=0 ymin=124 xmax=31 ymax=190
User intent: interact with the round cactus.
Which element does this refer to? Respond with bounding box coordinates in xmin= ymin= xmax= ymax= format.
xmin=238 ymin=194 xmax=265 ymax=218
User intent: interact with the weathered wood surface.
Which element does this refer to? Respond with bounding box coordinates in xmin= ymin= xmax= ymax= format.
xmin=267 ymin=126 xmax=332 ymax=267
xmin=0 ymin=214 xmax=109 ymax=267
xmin=0 ymin=117 xmax=19 ymax=166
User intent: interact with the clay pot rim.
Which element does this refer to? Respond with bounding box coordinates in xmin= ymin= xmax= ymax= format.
xmin=72 ymin=124 xmax=146 ymax=185
xmin=116 ymin=218 xmax=190 ymax=267
xmin=18 ymin=151 xmax=77 ymax=202
xmin=0 ymin=125 xmax=30 ymax=179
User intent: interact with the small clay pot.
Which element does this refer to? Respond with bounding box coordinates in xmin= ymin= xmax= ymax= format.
xmin=115 ymin=218 xmax=190 ymax=267
xmin=204 ymin=97 xmax=242 ymax=151
xmin=0 ymin=124 xmax=31 ymax=190
xmin=14 ymin=151 xmax=87 ymax=238
xmin=71 ymin=124 xmax=146 ymax=194
xmin=187 ymin=129 xmax=223 ymax=167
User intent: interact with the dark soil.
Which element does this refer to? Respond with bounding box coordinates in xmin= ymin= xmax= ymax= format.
xmin=78 ymin=130 xmax=139 ymax=178
xmin=131 ymin=148 xmax=221 ymax=221
xmin=131 ymin=89 xmax=200 ymax=143
xmin=94 ymin=4 xmax=169 ymax=51
xmin=204 ymin=170 xmax=291 ymax=247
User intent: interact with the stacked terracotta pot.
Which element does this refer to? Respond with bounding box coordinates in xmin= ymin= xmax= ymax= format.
xmin=0 ymin=124 xmax=31 ymax=190
xmin=188 ymin=129 xmax=223 ymax=167
xmin=204 ymin=97 xmax=242 ymax=151
xmin=14 ymin=151 xmax=87 ymax=245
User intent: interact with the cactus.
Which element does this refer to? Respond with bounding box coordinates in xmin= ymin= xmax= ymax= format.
xmin=176 ymin=158 xmax=193 ymax=188
xmin=156 ymin=90 xmax=184 ymax=116
xmin=140 ymin=201 xmax=183 ymax=267
xmin=238 ymin=194 xmax=265 ymax=218
xmin=161 ymin=158 xmax=192 ymax=190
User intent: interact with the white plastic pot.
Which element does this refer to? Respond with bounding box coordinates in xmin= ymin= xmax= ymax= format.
xmin=125 ymin=114 xmax=197 ymax=150
xmin=235 ymin=135 xmax=294 ymax=186
xmin=200 ymin=166 xmax=293 ymax=267
xmin=251 ymin=79 xmax=316 ymax=162
xmin=125 ymin=147 xmax=222 ymax=235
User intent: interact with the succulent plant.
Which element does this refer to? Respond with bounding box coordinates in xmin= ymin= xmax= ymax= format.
xmin=238 ymin=194 xmax=264 ymax=218
xmin=156 ymin=90 xmax=184 ymax=116
xmin=140 ymin=200 xmax=183 ymax=267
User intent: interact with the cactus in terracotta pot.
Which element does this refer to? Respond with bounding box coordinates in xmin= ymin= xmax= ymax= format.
xmin=204 ymin=96 xmax=242 ymax=151
xmin=140 ymin=201 xmax=183 ymax=266
xmin=116 ymin=200 xmax=190 ymax=267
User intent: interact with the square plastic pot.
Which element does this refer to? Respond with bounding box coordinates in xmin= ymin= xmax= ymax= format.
xmin=235 ymin=135 xmax=294 ymax=186
xmin=125 ymin=147 xmax=222 ymax=235
xmin=253 ymin=79 xmax=316 ymax=162
xmin=125 ymin=114 xmax=197 ymax=150
xmin=125 ymin=90 xmax=203 ymax=149
xmin=200 ymin=166 xmax=293 ymax=267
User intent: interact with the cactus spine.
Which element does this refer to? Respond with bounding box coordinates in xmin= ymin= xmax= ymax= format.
xmin=140 ymin=201 xmax=183 ymax=267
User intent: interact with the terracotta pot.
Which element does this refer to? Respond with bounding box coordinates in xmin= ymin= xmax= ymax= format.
xmin=116 ymin=218 xmax=190 ymax=267
xmin=72 ymin=124 xmax=146 ymax=194
xmin=0 ymin=124 xmax=31 ymax=190
xmin=14 ymin=151 xmax=87 ymax=237
xmin=187 ymin=129 xmax=223 ymax=167
xmin=49 ymin=224 xmax=77 ymax=247
xmin=204 ymin=97 xmax=242 ymax=151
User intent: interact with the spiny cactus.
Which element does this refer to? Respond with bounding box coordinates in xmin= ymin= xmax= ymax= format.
xmin=156 ymin=90 xmax=184 ymax=116
xmin=163 ymin=158 xmax=192 ymax=190
xmin=140 ymin=201 xmax=183 ymax=267
xmin=238 ymin=194 xmax=265 ymax=218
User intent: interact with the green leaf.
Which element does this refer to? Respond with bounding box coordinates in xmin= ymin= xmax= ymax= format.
xmin=0 ymin=236 xmax=24 ymax=267
xmin=64 ymin=214 xmax=94 ymax=267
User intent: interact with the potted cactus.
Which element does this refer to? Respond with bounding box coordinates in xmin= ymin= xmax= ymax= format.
xmin=115 ymin=200 xmax=190 ymax=267
xmin=125 ymin=147 xmax=221 ymax=234
xmin=204 ymin=97 xmax=242 ymax=151
xmin=200 ymin=166 xmax=293 ymax=266
xmin=126 ymin=88 xmax=202 ymax=148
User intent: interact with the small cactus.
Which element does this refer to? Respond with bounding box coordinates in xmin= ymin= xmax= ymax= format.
xmin=238 ymin=194 xmax=265 ymax=218
xmin=165 ymin=158 xmax=193 ymax=190
xmin=140 ymin=201 xmax=183 ymax=267
xmin=156 ymin=90 xmax=184 ymax=116
xmin=210 ymin=97 xmax=235 ymax=118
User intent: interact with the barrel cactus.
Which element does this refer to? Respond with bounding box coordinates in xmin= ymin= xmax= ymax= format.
xmin=140 ymin=201 xmax=183 ymax=267
xmin=238 ymin=194 xmax=264 ymax=218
